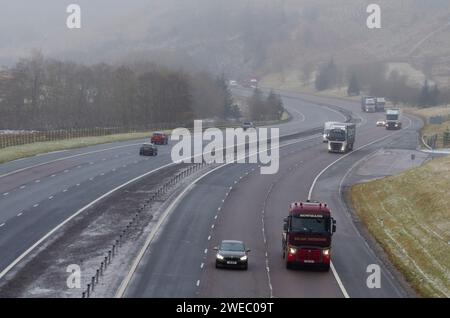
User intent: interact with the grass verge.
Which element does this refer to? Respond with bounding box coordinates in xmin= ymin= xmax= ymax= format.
xmin=0 ymin=131 xmax=158 ymax=164
xmin=349 ymin=156 xmax=450 ymax=297
xmin=404 ymin=106 xmax=450 ymax=149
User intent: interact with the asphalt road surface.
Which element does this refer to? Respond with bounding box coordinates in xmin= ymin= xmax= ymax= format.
xmin=125 ymin=93 xmax=421 ymax=298
xmin=0 ymin=89 xmax=344 ymax=283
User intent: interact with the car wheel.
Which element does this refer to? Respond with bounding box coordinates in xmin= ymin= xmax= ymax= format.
xmin=243 ymin=263 xmax=248 ymax=270
xmin=322 ymin=264 xmax=330 ymax=272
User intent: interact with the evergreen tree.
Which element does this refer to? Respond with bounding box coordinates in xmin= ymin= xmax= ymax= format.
xmin=347 ymin=73 xmax=360 ymax=96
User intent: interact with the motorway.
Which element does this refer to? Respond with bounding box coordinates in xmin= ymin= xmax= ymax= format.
xmin=0 ymin=89 xmax=344 ymax=284
xmin=124 ymin=92 xmax=421 ymax=298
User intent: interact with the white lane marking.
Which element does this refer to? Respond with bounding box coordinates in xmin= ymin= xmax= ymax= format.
xmin=196 ymin=280 xmax=200 ymax=287
xmin=0 ymin=141 xmax=145 ymax=179
xmin=100 ymin=173 xmax=105 ymax=176
xmin=287 ymin=107 xmax=306 ymax=122
xmin=207 ymin=236 xmax=211 ymax=241
xmin=51 ymin=174 xmax=56 ymax=178
xmin=200 ymin=263 xmax=204 ymax=269
xmin=308 ymin=116 xmax=413 ymax=200
xmin=89 ymin=162 xmax=94 ymax=165
xmin=64 ymin=170 xmax=69 ymax=173
xmin=307 ymin=115 xmax=413 ymax=298
xmin=0 ymin=161 xmax=177 ymax=281
xmin=204 ymin=249 xmax=208 ymax=254
xmin=115 ymin=134 xmax=324 ymax=298
xmin=48 ymin=196 xmax=54 ymax=200
xmin=89 ymin=178 xmax=94 ymax=181
xmin=35 ymin=180 xmax=40 ymax=183
xmin=0 ymin=223 xmax=5 ymax=228
xmin=214 ymin=215 xmax=218 ymax=220
xmin=20 ymin=185 xmax=26 ymax=189
xmin=211 ymin=224 xmax=215 ymax=229
xmin=63 ymin=189 xmax=68 ymax=193
xmin=17 ymin=212 xmax=23 ymax=217
xmin=33 ymin=204 xmax=39 ymax=208
xmin=3 ymin=193 xmax=8 ymax=196
xmin=261 ymin=183 xmax=275 ymax=298
xmin=331 ymin=262 xmax=350 ymax=298
xmin=76 ymin=184 xmax=80 ymax=187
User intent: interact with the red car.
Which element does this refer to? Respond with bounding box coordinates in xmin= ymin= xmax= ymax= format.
xmin=151 ymin=132 xmax=169 ymax=145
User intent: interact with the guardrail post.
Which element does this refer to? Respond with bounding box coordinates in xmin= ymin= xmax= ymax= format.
xmin=96 ymin=270 xmax=99 ymax=283
xmin=91 ymin=277 xmax=95 ymax=291
xmin=87 ymin=284 xmax=90 ymax=298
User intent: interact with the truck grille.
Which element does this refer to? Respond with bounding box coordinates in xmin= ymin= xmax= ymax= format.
xmin=330 ymin=142 xmax=342 ymax=151
xmin=298 ymin=248 xmax=322 ymax=262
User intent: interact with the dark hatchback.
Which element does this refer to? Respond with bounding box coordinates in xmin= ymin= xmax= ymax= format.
xmin=214 ymin=240 xmax=250 ymax=270
xmin=139 ymin=143 xmax=158 ymax=156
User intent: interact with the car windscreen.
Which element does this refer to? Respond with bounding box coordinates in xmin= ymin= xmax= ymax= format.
xmin=290 ymin=216 xmax=329 ymax=234
xmin=220 ymin=242 xmax=244 ymax=251
xmin=328 ymin=129 xmax=346 ymax=141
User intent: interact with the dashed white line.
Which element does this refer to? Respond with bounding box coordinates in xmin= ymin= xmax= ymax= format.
xmin=204 ymin=248 xmax=208 ymax=254
xmin=48 ymin=196 xmax=54 ymax=200
xmin=196 ymin=280 xmax=200 ymax=287
xmin=76 ymin=184 xmax=80 ymax=187
xmin=200 ymin=263 xmax=204 ymax=269
xmin=100 ymin=173 xmax=105 ymax=176
xmin=64 ymin=170 xmax=69 ymax=173
xmin=17 ymin=212 xmax=23 ymax=217
xmin=3 ymin=193 xmax=8 ymax=196
xmin=63 ymin=189 xmax=68 ymax=193
xmin=20 ymin=185 xmax=26 ymax=189
xmin=35 ymin=180 xmax=40 ymax=183
xmin=0 ymin=223 xmax=5 ymax=228
xmin=89 ymin=178 xmax=94 ymax=181
xmin=211 ymin=224 xmax=215 ymax=229
xmin=33 ymin=204 xmax=39 ymax=208
xmin=214 ymin=215 xmax=218 ymax=220
xmin=207 ymin=235 xmax=211 ymax=241
xmin=51 ymin=174 xmax=56 ymax=178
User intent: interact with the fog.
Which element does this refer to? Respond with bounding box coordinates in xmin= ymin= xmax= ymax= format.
xmin=1 ymin=1 xmax=450 ymax=81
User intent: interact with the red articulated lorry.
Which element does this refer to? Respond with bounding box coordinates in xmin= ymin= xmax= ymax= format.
xmin=282 ymin=200 xmax=336 ymax=271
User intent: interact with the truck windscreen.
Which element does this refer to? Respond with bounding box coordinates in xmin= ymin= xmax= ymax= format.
xmin=386 ymin=115 xmax=398 ymax=120
xmin=328 ymin=129 xmax=346 ymax=141
xmin=290 ymin=216 xmax=329 ymax=234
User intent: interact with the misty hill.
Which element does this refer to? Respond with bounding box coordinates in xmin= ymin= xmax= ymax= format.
xmin=1 ymin=0 xmax=450 ymax=85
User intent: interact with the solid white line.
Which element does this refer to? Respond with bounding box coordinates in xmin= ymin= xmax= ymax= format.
xmin=306 ymin=115 xmax=413 ymax=298
xmin=308 ymin=116 xmax=412 ymax=200
xmin=0 ymin=142 xmax=145 ymax=179
xmin=0 ymin=162 xmax=176 ymax=281
xmin=331 ymin=262 xmax=349 ymax=298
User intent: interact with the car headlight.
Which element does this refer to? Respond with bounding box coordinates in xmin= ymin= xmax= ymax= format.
xmin=240 ymin=255 xmax=248 ymax=261
xmin=323 ymin=249 xmax=330 ymax=256
xmin=289 ymin=247 xmax=297 ymax=254
xmin=216 ymin=254 xmax=224 ymax=260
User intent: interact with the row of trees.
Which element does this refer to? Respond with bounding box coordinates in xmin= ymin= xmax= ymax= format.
xmin=248 ymin=89 xmax=284 ymax=121
xmin=313 ymin=59 xmax=450 ymax=107
xmin=0 ymin=52 xmax=238 ymax=130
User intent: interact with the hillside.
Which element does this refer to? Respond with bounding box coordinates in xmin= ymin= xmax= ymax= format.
xmin=1 ymin=1 xmax=450 ymax=85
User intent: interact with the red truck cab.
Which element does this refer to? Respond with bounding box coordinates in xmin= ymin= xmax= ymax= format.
xmin=151 ymin=132 xmax=169 ymax=145
xmin=282 ymin=201 xmax=336 ymax=271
